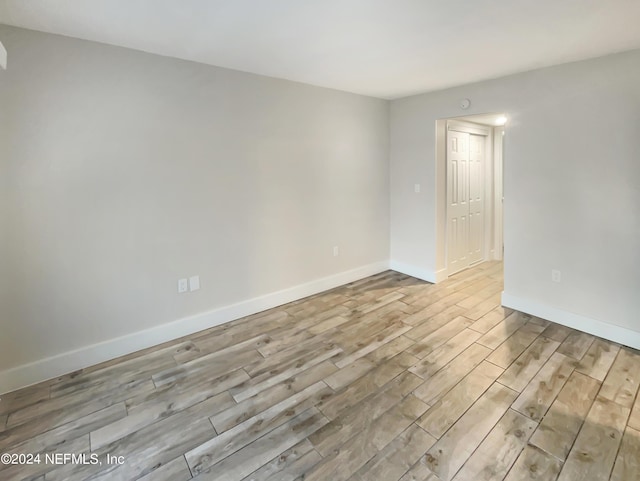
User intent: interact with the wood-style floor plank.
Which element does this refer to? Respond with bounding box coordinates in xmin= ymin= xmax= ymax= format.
xmin=46 ymin=395 xmax=222 ymax=481
xmin=191 ymin=408 xmax=328 ymax=481
xmin=302 ymin=395 xmax=429 ymax=481
xmin=409 ymin=329 xmax=482 ymax=379
xmin=1 ymin=261 xmax=638 ymax=481
xmin=486 ymin=321 xmax=546 ymax=369
xmin=417 ymin=360 xmax=503 ymax=438
xmin=610 ymin=426 xmax=640 ymax=481
xmin=476 ymin=312 xmax=528 ymax=350
xmin=598 ymin=347 xmax=640 ymax=409
xmin=137 ymin=456 xmax=193 ymax=481
xmin=185 ymin=381 xmax=331 ymax=475
xmin=211 ymin=360 xmax=337 ymax=434
xmin=556 ymin=397 xmax=629 ymax=481
xmin=451 ymin=409 xmax=536 ymax=481
xmin=511 ymin=352 xmax=574 ymax=421
xmin=540 ymin=323 xmax=573 ymax=343
xmin=556 ymin=330 xmax=595 ymax=360
xmin=423 ymin=383 xmax=518 ymax=481
xmin=310 ymin=371 xmax=422 ymax=457
xmin=240 ymin=439 xmax=322 ymax=481
xmin=412 ymin=343 xmax=492 ymax=405
xmin=497 ymin=336 xmax=561 ymax=392
xmin=575 ymin=338 xmax=621 ymax=382
xmin=528 ymin=371 xmax=600 ymax=461
xmin=628 ymin=388 xmax=640 ymax=431
xmin=503 ymin=444 xmax=563 ymax=481
xmin=407 ymin=316 xmax=474 ymax=359
xmin=398 ymin=458 xmax=442 ymax=481
xmin=468 ymin=306 xmax=514 ymax=334
xmin=350 ymin=424 xmax=436 ymax=481
xmin=0 ymin=385 xmax=50 ymax=416
xmin=316 ymin=353 xmax=418 ymax=420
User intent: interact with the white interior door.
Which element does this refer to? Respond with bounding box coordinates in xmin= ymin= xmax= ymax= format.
xmin=447 ymin=127 xmax=486 ymax=274
xmin=446 ymin=130 xmax=469 ymax=274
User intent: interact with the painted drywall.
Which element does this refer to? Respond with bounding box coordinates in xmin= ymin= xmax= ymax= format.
xmin=0 ymin=25 xmax=389 ymax=386
xmin=390 ymin=49 xmax=640 ymax=339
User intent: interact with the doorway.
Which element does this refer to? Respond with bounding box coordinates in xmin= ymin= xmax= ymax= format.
xmin=435 ymin=113 xmax=505 ymax=280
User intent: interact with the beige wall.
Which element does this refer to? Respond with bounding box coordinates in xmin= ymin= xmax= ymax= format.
xmin=0 ymin=26 xmax=390 ymax=380
xmin=390 ymin=49 xmax=640 ymax=343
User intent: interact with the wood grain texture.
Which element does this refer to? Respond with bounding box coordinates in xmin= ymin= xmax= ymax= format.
xmin=511 ymin=352 xmax=575 ymax=421
xmin=413 ymin=343 xmax=491 ymax=405
xmin=497 ymin=336 xmax=561 ymax=392
xmin=1 ymin=261 xmax=637 ymax=481
xmin=575 ymin=339 xmax=621 ymax=382
xmin=486 ymin=321 xmax=546 ymax=369
xmin=529 ymin=371 xmax=600 ymax=461
xmin=240 ymin=439 xmax=322 ymax=481
xmin=350 ymin=424 xmax=436 ymax=481
xmin=598 ymin=347 xmax=640 ymax=408
xmin=452 ymin=409 xmax=536 ymax=481
xmin=610 ymin=426 xmax=640 ymax=481
xmin=302 ymin=395 xmax=429 ymax=481
xmin=424 ymin=383 xmax=518 ymax=481
xmin=468 ymin=306 xmax=514 ymax=334
xmin=541 ymin=323 xmax=573 ymax=343
xmin=556 ymin=397 xmax=629 ymax=481
xmin=556 ymin=330 xmax=595 ymax=360
xmin=409 ymin=328 xmax=482 ymax=379
xmin=191 ymin=408 xmax=328 ymax=481
xmin=137 ymin=456 xmax=193 ymax=481
xmin=503 ymin=444 xmax=563 ymax=481
xmin=477 ymin=312 xmax=528 ymax=350
xmin=418 ymin=360 xmax=503 ymax=438
xmin=628 ymin=388 xmax=640 ymax=431
xmin=398 ymin=458 xmax=443 ymax=481
xmin=186 ymin=381 xmax=331 ymax=475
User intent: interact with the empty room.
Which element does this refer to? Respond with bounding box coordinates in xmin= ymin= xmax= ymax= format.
xmin=1 ymin=1 xmax=640 ymax=480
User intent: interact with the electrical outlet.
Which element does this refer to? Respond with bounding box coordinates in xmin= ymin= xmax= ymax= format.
xmin=189 ymin=275 xmax=200 ymax=292
xmin=333 ymin=246 xmax=339 ymax=257
xmin=551 ymin=270 xmax=561 ymax=283
xmin=414 ymin=184 xmax=421 ymax=193
xmin=178 ymin=278 xmax=188 ymax=293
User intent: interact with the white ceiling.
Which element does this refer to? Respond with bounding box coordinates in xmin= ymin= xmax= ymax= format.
xmin=1 ymin=0 xmax=640 ymax=99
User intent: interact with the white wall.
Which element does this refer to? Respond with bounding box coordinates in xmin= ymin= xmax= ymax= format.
xmin=0 ymin=26 xmax=389 ymax=392
xmin=390 ymin=49 xmax=640 ymax=346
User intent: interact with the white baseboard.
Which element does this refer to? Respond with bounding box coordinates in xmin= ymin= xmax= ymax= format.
xmin=502 ymin=292 xmax=640 ymax=350
xmin=0 ymin=261 xmax=389 ymax=395
xmin=389 ymin=260 xmax=436 ymax=283
xmin=434 ymin=268 xmax=448 ymax=283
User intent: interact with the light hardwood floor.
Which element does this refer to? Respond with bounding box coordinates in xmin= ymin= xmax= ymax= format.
xmin=1 ymin=261 xmax=639 ymax=481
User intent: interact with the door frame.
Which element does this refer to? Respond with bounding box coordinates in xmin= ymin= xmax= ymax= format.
xmin=493 ymin=126 xmax=505 ymax=261
xmin=435 ymin=118 xmax=497 ymax=282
